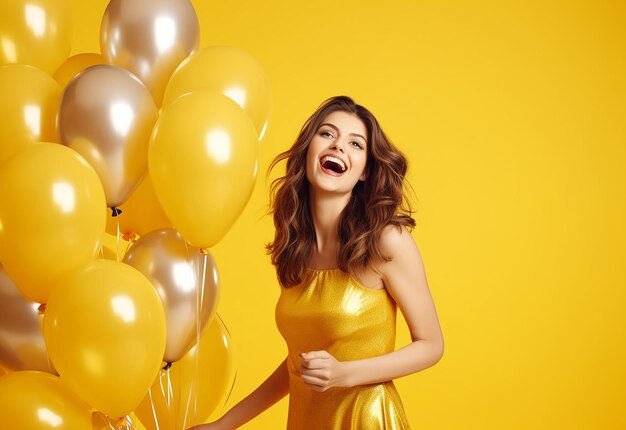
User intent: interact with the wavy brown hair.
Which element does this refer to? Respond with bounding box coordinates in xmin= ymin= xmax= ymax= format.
xmin=266 ymin=96 xmax=416 ymax=287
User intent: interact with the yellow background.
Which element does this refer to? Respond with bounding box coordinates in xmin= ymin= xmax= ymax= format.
xmin=68 ymin=0 xmax=626 ymax=429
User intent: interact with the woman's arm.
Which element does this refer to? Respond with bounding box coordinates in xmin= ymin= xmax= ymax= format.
xmin=300 ymin=226 xmax=444 ymax=390
xmin=188 ymin=358 xmax=290 ymax=429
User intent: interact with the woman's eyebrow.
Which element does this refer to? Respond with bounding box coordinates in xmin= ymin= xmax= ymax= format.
xmin=319 ymin=123 xmax=367 ymax=143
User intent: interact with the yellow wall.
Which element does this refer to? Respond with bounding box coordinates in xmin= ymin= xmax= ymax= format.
xmin=70 ymin=1 xmax=626 ymax=428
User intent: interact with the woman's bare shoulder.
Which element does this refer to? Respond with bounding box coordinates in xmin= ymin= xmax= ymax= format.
xmin=379 ymin=224 xmax=416 ymax=254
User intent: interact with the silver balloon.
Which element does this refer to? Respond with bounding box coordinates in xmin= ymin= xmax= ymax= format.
xmin=0 ymin=265 xmax=54 ymax=372
xmin=58 ymin=64 xmax=158 ymax=208
xmin=123 ymin=228 xmax=219 ymax=362
xmin=100 ymin=0 xmax=200 ymax=105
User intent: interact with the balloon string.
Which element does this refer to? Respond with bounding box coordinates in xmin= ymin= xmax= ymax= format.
xmin=172 ymin=367 xmax=181 ymax=429
xmin=200 ymin=253 xmax=207 ymax=314
xmin=194 ymin=253 xmax=206 ymax=426
xmin=158 ymin=368 xmax=166 ymax=399
xmin=100 ymin=243 xmax=105 ymax=259
xmin=148 ymin=387 xmax=162 ymax=430
xmin=181 ymin=380 xmax=194 ymax=430
xmin=124 ymin=238 xmax=133 ymax=256
xmin=125 ymin=414 xmax=138 ymax=430
xmin=157 ymin=366 xmax=173 ymax=411
xmin=167 ymin=368 xmax=174 ymax=412
xmin=116 ymin=216 xmax=121 ymax=262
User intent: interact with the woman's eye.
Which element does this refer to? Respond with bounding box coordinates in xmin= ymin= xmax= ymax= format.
xmin=351 ymin=141 xmax=364 ymax=149
xmin=320 ymin=131 xmax=333 ymax=138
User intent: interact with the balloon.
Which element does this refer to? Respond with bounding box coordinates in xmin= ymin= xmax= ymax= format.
xmin=43 ymin=259 xmax=167 ymax=418
xmin=58 ymin=64 xmax=158 ymax=208
xmin=149 ymin=92 xmax=259 ymax=248
xmin=163 ymin=45 xmax=271 ymax=140
xmin=53 ymin=53 xmax=106 ymax=90
xmin=0 ymin=371 xmax=94 ymax=429
xmin=0 ymin=265 xmax=53 ymax=372
xmin=100 ymin=0 xmax=199 ymax=105
xmin=0 ymin=143 xmax=106 ymax=304
xmin=0 ymin=0 xmax=71 ymax=74
xmin=105 ymin=173 xmax=172 ymax=238
xmin=0 ymin=64 xmax=61 ymax=164
xmin=123 ymin=229 xmax=220 ymax=362
xmin=135 ymin=315 xmax=236 ymax=430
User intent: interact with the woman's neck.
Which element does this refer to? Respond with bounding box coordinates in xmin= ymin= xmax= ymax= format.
xmin=308 ymin=189 xmax=351 ymax=256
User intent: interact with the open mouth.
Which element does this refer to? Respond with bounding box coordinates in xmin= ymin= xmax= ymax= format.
xmin=320 ymin=155 xmax=346 ymax=175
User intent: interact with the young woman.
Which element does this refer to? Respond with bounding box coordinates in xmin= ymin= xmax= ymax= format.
xmin=189 ymin=96 xmax=444 ymax=429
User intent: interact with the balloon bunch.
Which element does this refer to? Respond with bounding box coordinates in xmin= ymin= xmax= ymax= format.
xmin=0 ymin=0 xmax=268 ymax=428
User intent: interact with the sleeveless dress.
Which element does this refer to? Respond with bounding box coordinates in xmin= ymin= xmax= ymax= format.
xmin=275 ymin=268 xmax=411 ymax=430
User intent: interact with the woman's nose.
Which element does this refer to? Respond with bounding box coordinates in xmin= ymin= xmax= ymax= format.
xmin=330 ymin=140 xmax=345 ymax=153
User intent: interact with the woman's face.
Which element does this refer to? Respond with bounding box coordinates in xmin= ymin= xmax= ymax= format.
xmin=305 ymin=110 xmax=368 ymax=196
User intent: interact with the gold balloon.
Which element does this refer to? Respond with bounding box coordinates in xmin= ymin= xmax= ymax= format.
xmin=123 ymin=228 xmax=220 ymax=362
xmin=135 ymin=315 xmax=236 ymax=430
xmin=100 ymin=0 xmax=200 ymax=105
xmin=58 ymin=64 xmax=158 ymax=208
xmin=0 ymin=64 xmax=61 ymax=164
xmin=0 ymin=0 xmax=71 ymax=74
xmin=43 ymin=259 xmax=167 ymax=418
xmin=163 ymin=45 xmax=272 ymax=140
xmin=0 ymin=265 xmax=53 ymax=373
xmin=0 ymin=143 xmax=106 ymax=304
xmin=0 ymin=371 xmax=94 ymax=429
xmin=53 ymin=53 xmax=106 ymax=90
xmin=149 ymin=92 xmax=259 ymax=248
xmin=105 ymin=173 xmax=172 ymax=238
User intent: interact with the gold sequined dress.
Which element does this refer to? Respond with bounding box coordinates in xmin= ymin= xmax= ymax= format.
xmin=275 ymin=268 xmax=411 ymax=430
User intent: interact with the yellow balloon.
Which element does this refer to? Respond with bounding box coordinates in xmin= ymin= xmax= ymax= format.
xmin=149 ymin=92 xmax=259 ymax=248
xmin=135 ymin=315 xmax=236 ymax=429
xmin=53 ymin=53 xmax=106 ymax=90
xmin=105 ymin=173 xmax=172 ymax=238
xmin=163 ymin=46 xmax=271 ymax=139
xmin=43 ymin=260 xmax=167 ymax=418
xmin=0 ymin=371 xmax=94 ymax=429
xmin=0 ymin=143 xmax=106 ymax=304
xmin=0 ymin=0 xmax=71 ymax=74
xmin=0 ymin=65 xmax=62 ymax=164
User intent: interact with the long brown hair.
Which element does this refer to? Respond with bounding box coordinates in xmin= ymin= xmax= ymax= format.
xmin=267 ymin=96 xmax=415 ymax=287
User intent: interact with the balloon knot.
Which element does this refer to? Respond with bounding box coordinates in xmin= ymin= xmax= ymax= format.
xmin=113 ymin=416 xmax=126 ymax=427
xmin=199 ymin=248 xmax=208 ymax=256
xmin=37 ymin=303 xmax=46 ymax=313
xmin=111 ymin=207 xmax=123 ymax=217
xmin=162 ymin=361 xmax=172 ymax=371
xmin=122 ymin=232 xmax=139 ymax=242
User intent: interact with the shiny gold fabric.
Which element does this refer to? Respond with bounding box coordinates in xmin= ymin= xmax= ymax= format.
xmin=275 ymin=268 xmax=411 ymax=429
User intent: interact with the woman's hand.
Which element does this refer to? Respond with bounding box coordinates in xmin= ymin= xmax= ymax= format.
xmin=299 ymin=350 xmax=350 ymax=391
